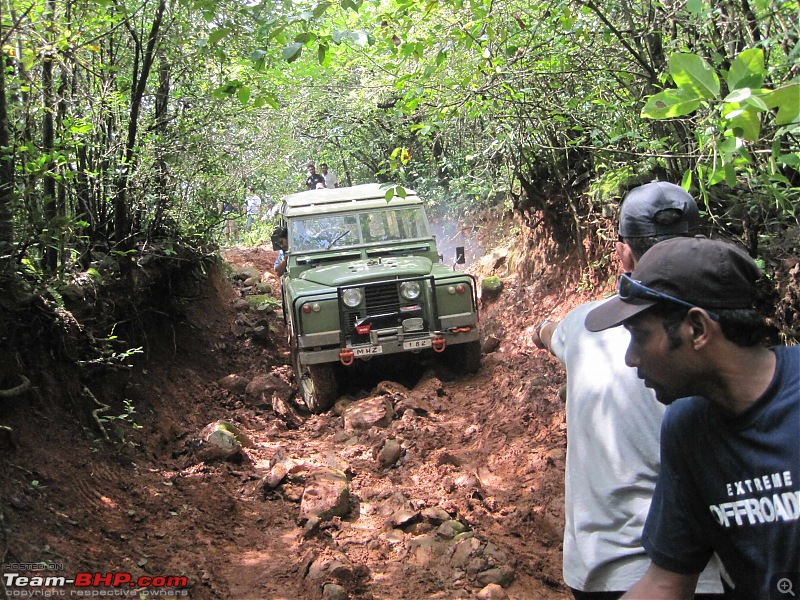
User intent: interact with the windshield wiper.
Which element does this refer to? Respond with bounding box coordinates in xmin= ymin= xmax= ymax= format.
xmin=326 ymin=230 xmax=351 ymax=249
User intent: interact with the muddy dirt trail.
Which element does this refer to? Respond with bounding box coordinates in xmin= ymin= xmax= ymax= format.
xmin=0 ymin=240 xmax=588 ymax=600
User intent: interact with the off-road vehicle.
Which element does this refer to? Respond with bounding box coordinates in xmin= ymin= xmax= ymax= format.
xmin=277 ymin=183 xmax=480 ymax=412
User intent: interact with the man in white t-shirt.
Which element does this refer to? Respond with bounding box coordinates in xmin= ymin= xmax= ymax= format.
xmin=244 ymin=186 xmax=261 ymax=231
xmin=320 ymin=163 xmax=338 ymax=188
xmin=532 ymin=182 xmax=724 ymax=600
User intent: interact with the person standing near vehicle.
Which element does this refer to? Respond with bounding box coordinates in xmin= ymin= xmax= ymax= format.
xmin=532 ymin=182 xmax=724 ymax=600
xmin=584 ymin=236 xmax=798 ymax=600
xmin=244 ymin=186 xmax=262 ymax=231
xmin=320 ymin=163 xmax=338 ymax=188
xmin=305 ymin=164 xmax=325 ymax=190
xmin=273 ymin=227 xmax=289 ymax=276
xmin=221 ymin=198 xmax=239 ymax=245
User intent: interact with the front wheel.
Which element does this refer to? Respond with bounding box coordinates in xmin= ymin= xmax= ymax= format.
xmin=292 ymin=349 xmax=339 ymax=413
xmin=442 ymin=339 xmax=481 ymax=374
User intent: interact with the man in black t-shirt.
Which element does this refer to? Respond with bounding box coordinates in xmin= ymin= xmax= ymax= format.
xmin=305 ymin=164 xmax=325 ymax=190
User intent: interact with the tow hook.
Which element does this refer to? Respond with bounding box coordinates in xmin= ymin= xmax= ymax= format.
xmin=432 ymin=334 xmax=447 ymax=353
xmin=339 ymin=348 xmax=355 ymax=366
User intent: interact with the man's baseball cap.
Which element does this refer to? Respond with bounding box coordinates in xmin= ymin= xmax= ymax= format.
xmin=585 ymin=237 xmax=761 ymax=332
xmin=618 ymin=181 xmax=700 ymax=238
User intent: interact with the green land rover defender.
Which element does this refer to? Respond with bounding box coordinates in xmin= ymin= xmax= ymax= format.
xmin=278 ymin=183 xmax=480 ymax=413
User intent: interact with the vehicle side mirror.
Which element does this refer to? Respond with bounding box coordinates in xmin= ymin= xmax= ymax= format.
xmin=455 ymin=246 xmax=465 ymax=264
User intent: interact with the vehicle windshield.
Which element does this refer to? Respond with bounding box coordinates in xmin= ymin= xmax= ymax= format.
xmin=288 ymin=207 xmax=429 ymax=252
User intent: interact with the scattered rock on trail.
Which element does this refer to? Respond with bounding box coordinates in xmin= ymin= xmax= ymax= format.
xmin=244 ymin=372 xmax=293 ymax=408
xmin=299 ymin=468 xmax=351 ymax=523
xmin=195 ymin=420 xmax=250 ymax=462
xmin=342 ymin=396 xmax=394 ymax=431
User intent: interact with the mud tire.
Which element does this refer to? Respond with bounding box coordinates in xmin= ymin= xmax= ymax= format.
xmin=292 ymin=349 xmax=339 ymax=413
xmin=443 ymin=340 xmax=481 ymax=374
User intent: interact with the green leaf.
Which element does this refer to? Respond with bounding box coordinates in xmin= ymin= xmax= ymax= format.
xmin=318 ymin=43 xmax=328 ymax=64
xmin=282 ymin=43 xmax=303 ymax=63
xmin=396 ymin=185 xmax=407 ymax=198
xmin=777 ymin=153 xmax=800 ymax=168
xmin=681 ymin=169 xmax=692 ymax=189
xmin=726 ymin=48 xmax=765 ymax=90
xmin=207 ymin=28 xmax=230 ymax=46
xmin=669 ymin=53 xmax=720 ymax=99
xmin=312 ymin=1 xmax=332 ymax=18
xmin=685 ymin=0 xmax=703 ymax=13
xmin=237 ymin=86 xmax=251 ymax=105
xmin=641 ymin=88 xmax=702 ymax=119
xmin=384 ymin=187 xmax=395 ymax=202
xmin=761 ymin=84 xmax=800 ymax=126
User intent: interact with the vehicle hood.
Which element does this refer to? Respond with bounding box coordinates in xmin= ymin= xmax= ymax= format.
xmin=298 ymin=256 xmax=433 ymax=287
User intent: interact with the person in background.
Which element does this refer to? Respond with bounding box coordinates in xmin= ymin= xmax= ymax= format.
xmin=532 ymin=182 xmax=724 ymax=600
xmin=273 ymin=227 xmax=289 ymax=277
xmin=244 ymin=186 xmax=262 ymax=231
xmin=221 ymin=198 xmax=239 ymax=245
xmin=320 ymin=163 xmax=338 ymax=188
xmin=585 ymin=236 xmax=798 ymax=600
xmin=305 ymin=164 xmax=325 ymax=190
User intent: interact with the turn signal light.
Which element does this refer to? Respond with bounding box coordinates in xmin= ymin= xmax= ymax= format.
xmin=355 ymin=324 xmax=371 ymax=335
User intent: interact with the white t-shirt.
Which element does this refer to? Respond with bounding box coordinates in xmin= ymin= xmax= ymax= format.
xmin=245 ymin=194 xmax=261 ymax=216
xmin=550 ymin=300 xmax=723 ymax=593
xmin=323 ymin=171 xmax=337 ymax=188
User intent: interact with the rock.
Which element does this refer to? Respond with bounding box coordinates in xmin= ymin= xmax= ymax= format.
xmin=481 ymin=276 xmax=504 ymax=299
xmin=245 ymin=373 xmax=293 ymax=407
xmin=196 ymin=422 xmax=243 ymax=462
xmin=299 ymin=469 xmax=350 ymax=522
xmin=217 ymin=374 xmax=249 ymax=393
xmin=243 ymin=276 xmax=261 ymax=287
xmin=272 ymin=395 xmax=303 ymax=429
xmin=251 ymin=325 xmax=270 ymax=342
xmin=342 ymin=396 xmax=394 ymax=431
xmin=377 ymin=439 xmax=403 ymax=468
xmin=388 ymin=509 xmax=418 ymax=528
xmin=476 ymin=565 xmax=515 ymax=588
xmin=481 ymin=335 xmax=501 ymax=354
xmin=421 ymin=507 xmax=451 ymax=524
xmin=322 ymin=583 xmax=348 ymax=600
xmin=232 ymin=298 xmax=250 ymax=311
xmin=451 ymin=536 xmax=482 ymax=566
xmin=255 ymin=282 xmax=272 ymax=294
xmin=436 ymin=520 xmax=467 ymax=539
xmin=476 ymin=583 xmax=509 ymax=599
xmin=235 ymin=266 xmax=261 ymax=280
xmin=408 ymin=534 xmax=447 ymax=567
xmin=262 ymin=463 xmax=288 ymax=490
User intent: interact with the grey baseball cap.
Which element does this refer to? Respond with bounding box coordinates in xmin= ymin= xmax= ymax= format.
xmin=618 ymin=181 xmax=700 ymax=238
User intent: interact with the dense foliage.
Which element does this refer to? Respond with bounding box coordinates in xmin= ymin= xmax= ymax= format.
xmin=0 ymin=0 xmax=797 ymax=281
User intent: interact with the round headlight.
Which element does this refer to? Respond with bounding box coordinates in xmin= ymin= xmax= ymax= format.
xmin=400 ymin=281 xmax=421 ymax=300
xmin=342 ymin=288 xmax=363 ymax=308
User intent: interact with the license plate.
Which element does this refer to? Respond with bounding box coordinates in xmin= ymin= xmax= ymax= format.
xmin=403 ymin=338 xmax=432 ymax=350
xmin=353 ymin=346 xmax=383 ymax=356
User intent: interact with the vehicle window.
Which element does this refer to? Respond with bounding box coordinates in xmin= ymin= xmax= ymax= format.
xmin=289 ymin=216 xmax=360 ymax=251
xmin=361 ymin=208 xmax=428 ymax=243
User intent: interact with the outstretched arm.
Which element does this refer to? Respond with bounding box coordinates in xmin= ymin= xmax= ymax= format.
xmin=622 ymin=563 xmax=700 ymax=599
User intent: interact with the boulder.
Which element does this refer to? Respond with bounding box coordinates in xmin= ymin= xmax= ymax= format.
xmin=299 ymin=468 xmax=350 ymax=522
xmin=342 ymin=396 xmax=394 ymax=431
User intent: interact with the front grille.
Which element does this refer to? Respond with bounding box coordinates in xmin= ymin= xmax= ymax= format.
xmin=365 ymin=282 xmax=400 ymax=313
xmin=340 ymin=278 xmax=435 ymax=345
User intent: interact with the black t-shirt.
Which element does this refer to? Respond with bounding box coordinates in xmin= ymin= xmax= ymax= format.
xmin=305 ymin=173 xmax=325 ymax=190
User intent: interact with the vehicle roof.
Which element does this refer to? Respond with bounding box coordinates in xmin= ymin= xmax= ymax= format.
xmin=281 ymin=183 xmax=422 ymax=217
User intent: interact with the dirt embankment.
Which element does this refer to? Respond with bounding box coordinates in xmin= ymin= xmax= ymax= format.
xmin=0 ymin=227 xmax=597 ymax=600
